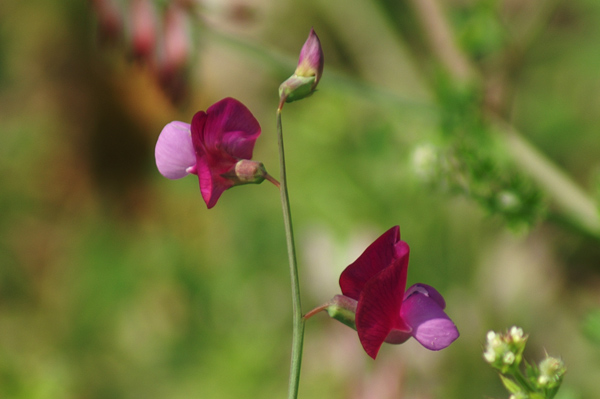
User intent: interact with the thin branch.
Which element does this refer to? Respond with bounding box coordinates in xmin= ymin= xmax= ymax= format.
xmin=407 ymin=0 xmax=476 ymax=83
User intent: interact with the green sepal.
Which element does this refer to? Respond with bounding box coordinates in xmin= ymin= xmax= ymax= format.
xmin=325 ymin=295 xmax=358 ymax=330
xmin=279 ymin=75 xmax=316 ymax=103
xmin=499 ymin=374 xmax=524 ymax=395
xmin=524 ymin=359 xmax=539 ymax=383
xmin=326 ymin=305 xmax=356 ymax=330
xmin=221 ymin=160 xmax=267 ymax=186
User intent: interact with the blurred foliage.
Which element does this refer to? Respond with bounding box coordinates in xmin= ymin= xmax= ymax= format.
xmin=582 ymin=309 xmax=600 ymax=347
xmin=1 ymin=0 xmax=600 ymax=398
xmin=431 ymin=76 xmax=546 ymax=231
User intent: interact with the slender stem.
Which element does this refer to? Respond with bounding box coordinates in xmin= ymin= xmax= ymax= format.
xmin=510 ymin=369 xmax=536 ymax=393
xmin=277 ymin=106 xmax=305 ymax=399
xmin=265 ymin=173 xmax=281 ymax=188
xmin=303 ymin=303 xmax=330 ymax=320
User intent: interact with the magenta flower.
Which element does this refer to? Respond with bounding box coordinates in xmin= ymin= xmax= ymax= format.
xmin=329 ymin=226 xmax=459 ymax=359
xmin=155 ymin=97 xmax=275 ymax=208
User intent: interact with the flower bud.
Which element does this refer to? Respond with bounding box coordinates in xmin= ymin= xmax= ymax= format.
xmin=279 ymin=75 xmax=316 ymax=104
xmin=537 ymin=356 xmax=566 ymax=389
xmin=483 ymin=326 xmax=528 ymax=373
xmin=223 ymin=160 xmax=268 ymax=186
xmin=294 ymin=28 xmax=324 ymax=88
xmin=279 ymin=28 xmax=324 ymax=105
xmin=502 ymin=351 xmax=515 ymax=365
xmin=509 ymin=326 xmax=525 ymax=343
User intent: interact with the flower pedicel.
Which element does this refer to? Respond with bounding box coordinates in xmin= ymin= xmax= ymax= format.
xmin=306 ymin=226 xmax=459 ymax=359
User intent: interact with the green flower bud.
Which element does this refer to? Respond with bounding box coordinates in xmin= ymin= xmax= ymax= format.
xmin=222 ymin=160 xmax=268 ymax=185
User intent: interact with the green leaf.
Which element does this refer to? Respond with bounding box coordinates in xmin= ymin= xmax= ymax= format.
xmin=500 ymin=374 xmax=524 ymax=395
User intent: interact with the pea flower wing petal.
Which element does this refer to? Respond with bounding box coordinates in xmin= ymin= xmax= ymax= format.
xmin=400 ymin=287 xmax=459 ymax=351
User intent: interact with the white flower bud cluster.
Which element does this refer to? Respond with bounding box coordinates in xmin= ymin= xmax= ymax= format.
xmin=483 ymin=330 xmax=503 ymax=363
xmin=537 ymin=356 xmax=566 ymax=388
xmin=483 ymin=326 xmax=528 ymax=372
xmin=485 ymin=327 xmax=566 ymax=398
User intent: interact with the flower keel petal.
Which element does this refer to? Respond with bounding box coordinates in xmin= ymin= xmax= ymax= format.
xmin=401 ymin=291 xmax=459 ymax=351
xmin=404 ymin=283 xmax=446 ymax=309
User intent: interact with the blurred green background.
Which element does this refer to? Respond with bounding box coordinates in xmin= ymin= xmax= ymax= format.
xmin=1 ymin=0 xmax=600 ymax=398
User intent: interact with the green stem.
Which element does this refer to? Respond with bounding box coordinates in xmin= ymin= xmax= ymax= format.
xmin=510 ymin=368 xmax=536 ymax=393
xmin=277 ymin=106 xmax=305 ymax=399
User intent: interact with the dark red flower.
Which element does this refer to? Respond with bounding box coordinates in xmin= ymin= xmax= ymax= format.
xmin=339 ymin=226 xmax=459 ymax=359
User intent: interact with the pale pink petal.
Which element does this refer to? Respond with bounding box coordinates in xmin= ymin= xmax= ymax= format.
xmin=155 ymin=121 xmax=195 ymax=179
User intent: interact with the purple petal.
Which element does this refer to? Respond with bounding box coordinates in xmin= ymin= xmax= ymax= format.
xmin=155 ymin=121 xmax=195 ymax=179
xmin=201 ymin=97 xmax=261 ymax=159
xmin=339 ymin=226 xmax=409 ymax=301
xmin=354 ymin=248 xmax=411 ymax=359
xmin=297 ymin=28 xmax=324 ymax=86
xmin=400 ymin=289 xmax=459 ymax=351
xmin=404 ymin=283 xmax=446 ymax=309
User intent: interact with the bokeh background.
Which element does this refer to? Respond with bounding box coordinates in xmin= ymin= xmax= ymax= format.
xmin=1 ymin=0 xmax=600 ymax=398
